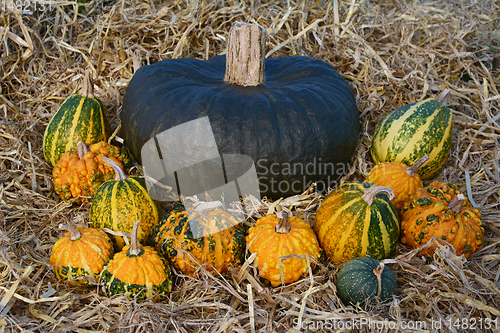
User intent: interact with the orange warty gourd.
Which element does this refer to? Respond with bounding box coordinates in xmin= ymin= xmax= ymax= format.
xmin=152 ymin=204 xmax=246 ymax=276
xmin=400 ymin=181 xmax=484 ymax=258
xmin=365 ymin=155 xmax=429 ymax=211
xmin=246 ymin=212 xmax=322 ymax=287
xmin=50 ymin=224 xmax=114 ymax=286
xmin=52 ymin=141 xmax=131 ymax=201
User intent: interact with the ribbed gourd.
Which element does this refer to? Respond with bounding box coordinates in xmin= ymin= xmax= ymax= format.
xmin=52 ymin=141 xmax=131 ymax=201
xmin=314 ymin=183 xmax=400 ymax=263
xmin=365 ymin=155 xmax=429 ymax=211
xmin=336 ymin=256 xmax=398 ymax=306
xmin=370 ymin=97 xmax=452 ymax=180
xmin=400 ymin=181 xmax=484 ymax=258
xmin=50 ymin=224 xmax=114 ymax=286
xmin=43 ymin=71 xmax=111 ymax=167
xmin=100 ymin=221 xmax=173 ymax=302
xmin=152 ymin=204 xmax=246 ymax=276
xmin=246 ymin=212 xmax=322 ymax=287
xmin=89 ymin=157 xmax=160 ymax=251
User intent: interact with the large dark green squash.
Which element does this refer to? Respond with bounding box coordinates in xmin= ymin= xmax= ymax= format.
xmin=120 ymin=23 xmax=359 ymax=199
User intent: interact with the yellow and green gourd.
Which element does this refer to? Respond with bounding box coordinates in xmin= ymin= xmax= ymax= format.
xmin=314 ymin=183 xmax=400 ymax=263
xmin=50 ymin=224 xmax=114 ymax=286
xmin=43 ymin=71 xmax=111 ymax=167
xmin=370 ymin=98 xmax=452 ymax=180
xmin=100 ymin=221 xmax=173 ymax=302
xmin=89 ymin=157 xmax=160 ymax=250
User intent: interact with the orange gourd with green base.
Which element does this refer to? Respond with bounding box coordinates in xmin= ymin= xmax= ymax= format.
xmin=365 ymin=155 xmax=429 ymax=211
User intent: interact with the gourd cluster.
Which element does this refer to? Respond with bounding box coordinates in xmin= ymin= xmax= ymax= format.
xmin=44 ymin=23 xmax=484 ymax=307
xmin=44 ymin=72 xmax=173 ymax=301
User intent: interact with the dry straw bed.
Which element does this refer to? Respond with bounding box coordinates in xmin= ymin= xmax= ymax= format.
xmin=0 ymin=0 xmax=499 ymax=332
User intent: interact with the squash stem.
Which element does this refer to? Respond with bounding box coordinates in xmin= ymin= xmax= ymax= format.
xmin=80 ymin=70 xmax=95 ymax=98
xmin=448 ymin=193 xmax=465 ymax=214
xmin=373 ymin=262 xmax=385 ymax=299
xmin=361 ymin=186 xmax=395 ymax=206
xmin=102 ymin=157 xmax=127 ymax=181
xmin=77 ymin=141 xmax=89 ymax=160
xmin=275 ymin=212 xmax=291 ymax=234
xmin=59 ymin=223 xmax=82 ymax=241
xmin=224 ymin=22 xmax=267 ymax=86
xmin=406 ymin=154 xmax=430 ymax=177
xmin=128 ymin=221 xmax=142 ymax=256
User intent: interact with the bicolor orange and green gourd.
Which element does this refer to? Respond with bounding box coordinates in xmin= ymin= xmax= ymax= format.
xmin=50 ymin=224 xmax=114 ymax=286
xmin=100 ymin=222 xmax=172 ymax=302
xmin=314 ymin=183 xmax=400 ymax=263
xmin=246 ymin=213 xmax=322 ymax=287
xmin=371 ymin=98 xmax=452 ymax=180
xmin=89 ymin=157 xmax=159 ymax=251
xmin=365 ymin=155 xmax=428 ymax=211
xmin=152 ymin=204 xmax=246 ymax=276
xmin=400 ymin=181 xmax=484 ymax=258
xmin=43 ymin=71 xmax=111 ymax=167
xmin=52 ymin=141 xmax=131 ymax=201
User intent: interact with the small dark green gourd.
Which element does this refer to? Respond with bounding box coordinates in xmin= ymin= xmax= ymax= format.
xmin=336 ymin=256 xmax=397 ymax=306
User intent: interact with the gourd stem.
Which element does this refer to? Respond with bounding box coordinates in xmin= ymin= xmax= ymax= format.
xmin=102 ymin=157 xmax=127 ymax=181
xmin=361 ymin=186 xmax=395 ymax=206
xmin=224 ymin=22 xmax=267 ymax=86
xmin=80 ymin=70 xmax=94 ymax=98
xmin=77 ymin=141 xmax=89 ymax=160
xmin=448 ymin=194 xmax=465 ymax=214
xmin=406 ymin=154 xmax=430 ymax=177
xmin=128 ymin=221 xmax=142 ymax=256
xmin=59 ymin=223 xmax=82 ymax=241
xmin=373 ymin=262 xmax=385 ymax=299
xmin=275 ymin=212 xmax=292 ymax=234
xmin=194 ymin=200 xmax=223 ymax=216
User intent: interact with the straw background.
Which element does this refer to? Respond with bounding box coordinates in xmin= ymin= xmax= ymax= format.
xmin=0 ymin=0 xmax=499 ymax=332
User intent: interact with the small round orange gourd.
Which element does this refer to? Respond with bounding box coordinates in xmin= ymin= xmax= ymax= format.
xmin=246 ymin=212 xmax=322 ymax=287
xmin=365 ymin=155 xmax=429 ymax=210
xmin=52 ymin=141 xmax=131 ymax=201
xmin=400 ymin=181 xmax=484 ymax=258
xmin=50 ymin=224 xmax=114 ymax=286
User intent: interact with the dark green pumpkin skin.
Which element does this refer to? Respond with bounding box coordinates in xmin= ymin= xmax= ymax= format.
xmin=121 ymin=55 xmax=359 ymax=199
xmin=336 ymin=256 xmax=397 ymax=306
